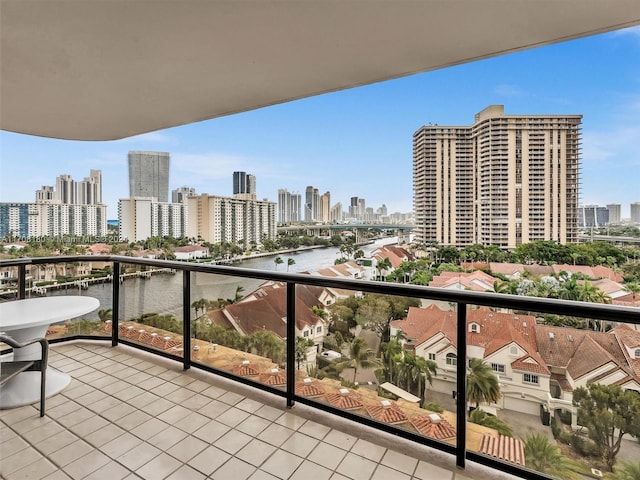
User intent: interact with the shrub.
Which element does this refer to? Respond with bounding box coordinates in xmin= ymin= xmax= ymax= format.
xmin=424 ymin=402 xmax=444 ymax=413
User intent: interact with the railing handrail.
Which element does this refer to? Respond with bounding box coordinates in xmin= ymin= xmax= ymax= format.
xmin=2 ymin=254 xmax=639 ymax=324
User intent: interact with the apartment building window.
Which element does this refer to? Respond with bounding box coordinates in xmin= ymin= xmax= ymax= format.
xmin=446 ymin=353 xmax=457 ymax=366
xmin=428 ymin=353 xmax=436 ymax=361
xmin=491 ymin=363 xmax=505 ymax=374
xmin=303 ymin=331 xmax=309 ymax=338
xmin=523 ymin=373 xmax=539 ymax=385
xmin=316 ymin=326 xmax=322 ymax=334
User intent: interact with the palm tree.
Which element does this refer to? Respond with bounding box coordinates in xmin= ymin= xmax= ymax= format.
xmin=466 ymin=358 xmax=501 ymax=411
xmin=274 ymin=256 xmax=283 ymax=270
xmin=191 ymin=298 xmax=208 ymax=318
xmin=287 ymin=258 xmax=296 ymax=272
xmin=610 ymin=461 xmax=640 ymax=480
xmin=624 ymin=282 xmax=640 ymax=303
xmin=295 ymin=337 xmax=314 ymax=370
xmin=523 ymin=433 xmax=580 ymax=480
xmin=380 ymin=337 xmax=403 ymax=383
xmin=376 ymin=257 xmax=392 ymax=281
xmin=97 ymin=308 xmax=112 ymax=323
xmin=227 ymin=285 xmax=245 ymax=304
xmin=337 ymin=337 xmax=382 ymax=383
xmin=468 ymin=408 xmax=513 ymax=436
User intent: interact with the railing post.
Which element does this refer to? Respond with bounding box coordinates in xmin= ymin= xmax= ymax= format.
xmin=455 ymin=302 xmax=467 ymax=469
xmin=286 ymin=282 xmax=296 ymax=408
xmin=111 ymin=262 xmax=120 ymax=347
xmin=17 ymin=264 xmax=26 ymax=299
xmin=183 ymin=270 xmax=191 ymax=371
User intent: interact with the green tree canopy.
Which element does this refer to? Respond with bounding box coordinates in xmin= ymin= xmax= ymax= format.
xmin=523 ymin=433 xmax=580 ymax=480
xmin=573 ymin=383 xmax=640 ymax=471
xmin=466 ymin=358 xmax=501 ymax=410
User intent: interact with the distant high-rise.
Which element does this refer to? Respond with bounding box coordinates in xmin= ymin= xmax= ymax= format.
xmin=579 ymin=205 xmax=608 ymax=228
xmin=330 ymin=202 xmax=344 ymax=223
xmin=128 ymin=151 xmax=170 ymax=202
xmin=118 ymin=197 xmax=186 ymax=242
xmin=35 ymin=170 xmax=102 ymax=206
xmin=233 ymin=171 xmax=256 ymax=200
xmin=187 ymin=194 xmax=276 ymax=245
xmin=413 ymin=105 xmax=582 ymax=248
xmin=631 ymin=202 xmax=640 ymax=224
xmin=606 ymin=204 xmax=621 ymax=224
xmin=320 ymin=192 xmax=331 ymax=224
xmin=305 ymin=186 xmax=320 ymax=222
xmin=277 ymin=189 xmax=302 ymax=223
xmin=172 ymin=186 xmax=196 ymax=204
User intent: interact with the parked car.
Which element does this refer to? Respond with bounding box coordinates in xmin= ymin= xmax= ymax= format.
xmin=320 ymin=350 xmax=342 ymax=359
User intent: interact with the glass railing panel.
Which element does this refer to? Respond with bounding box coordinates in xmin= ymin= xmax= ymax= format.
xmin=463 ymin=305 xmax=638 ymax=479
xmin=296 ymin=290 xmax=458 ymax=449
xmin=188 ymin=271 xmax=286 ymax=385
xmin=18 ymin=261 xmax=113 ymax=339
xmin=0 ymin=265 xmax=19 ymax=301
xmin=116 ymin=262 xmax=183 ymax=356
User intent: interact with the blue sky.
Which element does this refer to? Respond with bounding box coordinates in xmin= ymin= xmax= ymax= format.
xmin=1 ymin=27 xmax=639 ymax=219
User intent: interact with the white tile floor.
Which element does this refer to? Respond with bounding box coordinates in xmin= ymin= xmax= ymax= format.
xmin=0 ymin=342 xmax=519 ymax=480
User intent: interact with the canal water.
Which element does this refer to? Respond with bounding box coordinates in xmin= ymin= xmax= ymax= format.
xmin=49 ymin=241 xmax=385 ymax=322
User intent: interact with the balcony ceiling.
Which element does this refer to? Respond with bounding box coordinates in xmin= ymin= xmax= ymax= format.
xmin=1 ymin=1 xmax=640 ymax=141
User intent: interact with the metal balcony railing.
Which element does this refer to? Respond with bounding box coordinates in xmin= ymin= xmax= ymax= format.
xmin=1 ymin=254 xmax=640 ymax=480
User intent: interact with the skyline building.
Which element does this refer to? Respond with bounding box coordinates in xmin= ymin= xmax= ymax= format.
xmin=578 ymin=205 xmax=609 ymax=228
xmin=172 ymin=186 xmax=196 ymax=204
xmin=128 ymin=151 xmax=170 ymax=203
xmin=304 ymin=186 xmax=320 ymax=222
xmin=277 ymin=189 xmax=301 ymax=223
xmin=187 ymin=193 xmax=276 ymax=246
xmin=35 ymin=170 xmax=102 ymax=205
xmin=233 ymin=171 xmax=256 ymax=200
xmin=118 ymin=197 xmax=187 ymax=242
xmin=1 ymin=202 xmax=107 ymax=239
xmin=606 ymin=204 xmax=621 ymax=224
xmin=320 ymin=191 xmax=331 ymax=224
xmin=632 ymin=202 xmax=640 ymax=224
xmin=413 ymin=105 xmax=582 ymax=248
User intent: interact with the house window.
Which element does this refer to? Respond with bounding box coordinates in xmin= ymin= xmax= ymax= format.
xmin=509 ymin=345 xmax=518 ymax=356
xmin=523 ymin=373 xmax=539 ymax=385
xmin=469 ymin=323 xmax=479 ymax=333
xmin=446 ymin=353 xmax=457 ymax=366
xmin=428 ymin=353 xmax=436 ymax=361
xmin=635 ymin=349 xmax=640 ymax=358
xmin=303 ymin=331 xmax=309 ymax=337
xmin=316 ymin=326 xmax=322 ymax=334
xmin=491 ymin=363 xmax=505 ymax=374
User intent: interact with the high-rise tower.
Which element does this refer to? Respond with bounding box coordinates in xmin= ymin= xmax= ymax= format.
xmin=128 ymin=151 xmax=170 ymax=202
xmin=413 ymin=105 xmax=582 ymax=248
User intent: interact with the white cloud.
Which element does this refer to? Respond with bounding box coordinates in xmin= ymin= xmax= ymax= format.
xmin=493 ymin=84 xmax=527 ymax=97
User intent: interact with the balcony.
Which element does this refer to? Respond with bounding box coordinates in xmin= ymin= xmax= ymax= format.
xmin=2 ymin=255 xmax=640 ymax=480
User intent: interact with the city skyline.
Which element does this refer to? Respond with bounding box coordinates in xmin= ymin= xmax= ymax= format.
xmin=1 ymin=27 xmax=639 ymax=219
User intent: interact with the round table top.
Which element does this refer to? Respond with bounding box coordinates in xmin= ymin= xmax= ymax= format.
xmin=0 ymin=296 xmax=100 ymax=331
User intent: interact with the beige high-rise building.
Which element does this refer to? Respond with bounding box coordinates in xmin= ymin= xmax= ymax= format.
xmin=413 ymin=105 xmax=581 ymax=249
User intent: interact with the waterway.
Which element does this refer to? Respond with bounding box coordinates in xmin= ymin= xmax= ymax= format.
xmin=47 ymin=240 xmax=388 ymax=322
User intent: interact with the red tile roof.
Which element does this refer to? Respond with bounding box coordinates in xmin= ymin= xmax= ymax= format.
xmin=365 ymin=400 xmax=408 ymax=424
xmin=410 ymin=414 xmax=456 ymax=440
xmin=326 ymin=389 xmax=364 ymax=410
xmin=259 ymin=369 xmax=287 ymax=385
xmin=295 ymin=379 xmax=326 ymax=397
xmin=480 ymin=434 xmax=525 ymax=466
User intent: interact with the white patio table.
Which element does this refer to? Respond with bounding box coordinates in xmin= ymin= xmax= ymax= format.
xmin=0 ymin=296 xmax=100 ymax=408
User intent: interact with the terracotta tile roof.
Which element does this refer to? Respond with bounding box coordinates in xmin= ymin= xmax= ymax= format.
xmin=259 ymin=368 xmax=287 ymax=385
xmin=488 ymin=263 xmax=525 ymax=276
xmin=510 ymin=356 xmax=549 ymax=375
xmin=372 ymin=245 xmax=414 ymax=269
xmin=429 ymin=270 xmax=498 ymax=292
xmin=592 ymin=265 xmax=624 ymax=282
xmin=232 ymin=361 xmax=260 ymax=377
xmin=552 ymin=264 xmax=595 ymax=277
xmin=587 ymin=278 xmax=625 ymax=296
xmin=410 ymin=414 xmax=456 ymax=440
xmin=326 ymin=389 xmax=364 ymax=410
xmin=460 ymin=262 xmax=490 ymax=271
xmin=365 ymin=400 xmax=408 ymax=424
xmin=613 ymin=294 xmax=640 ymax=307
xmin=550 ymin=373 xmax=573 ymax=392
xmin=611 ymin=325 xmax=640 ymax=377
xmin=522 ymin=264 xmax=554 ymax=276
xmin=295 ymin=379 xmax=326 ymax=397
xmin=480 ymin=434 xmax=525 ymax=466
xmin=219 ymin=281 xmax=324 ymax=338
xmin=392 ymin=305 xmax=547 ymax=374
xmin=314 ymin=261 xmax=365 ymax=279
xmin=88 ymin=243 xmax=111 ymax=254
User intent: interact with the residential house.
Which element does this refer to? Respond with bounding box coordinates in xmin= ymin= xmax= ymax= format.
xmin=391 ymin=305 xmax=640 ymax=421
xmin=429 ymin=270 xmax=498 ymax=292
xmin=174 ymin=245 xmax=210 ymax=260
